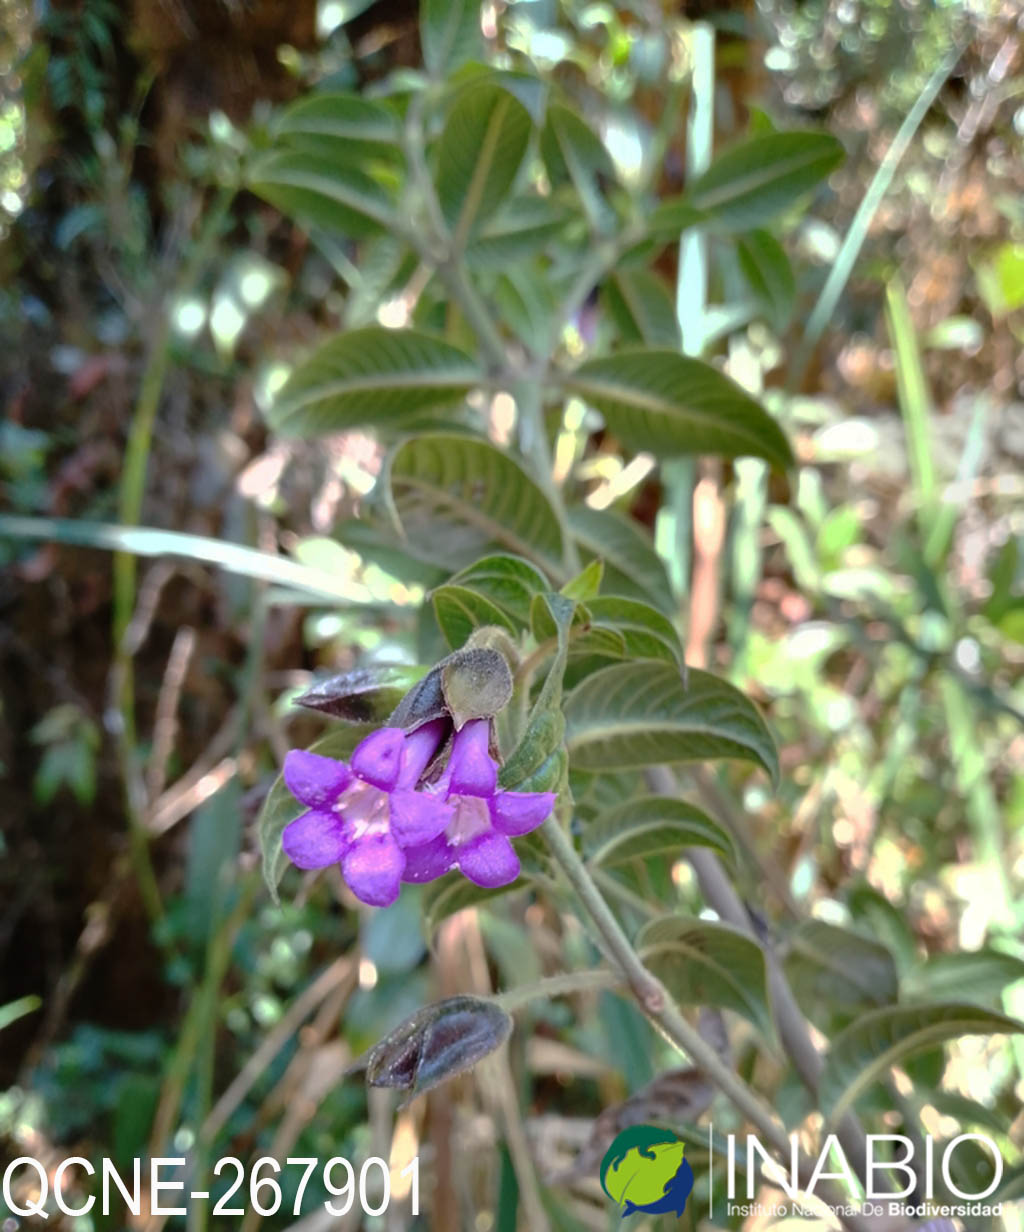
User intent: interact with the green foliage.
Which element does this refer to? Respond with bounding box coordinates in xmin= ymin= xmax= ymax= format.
xmin=10 ymin=0 xmax=1024 ymax=1224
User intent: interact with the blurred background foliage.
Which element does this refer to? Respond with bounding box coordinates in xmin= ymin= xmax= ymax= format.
xmin=0 ymin=0 xmax=1023 ymax=1228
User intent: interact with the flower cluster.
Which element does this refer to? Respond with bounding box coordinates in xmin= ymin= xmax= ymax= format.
xmin=281 ymin=718 xmax=555 ymax=907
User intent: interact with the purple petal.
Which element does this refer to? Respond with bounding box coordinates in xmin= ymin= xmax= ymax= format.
xmin=491 ymin=790 xmax=556 ymax=836
xmin=448 ymin=719 xmax=497 ymax=797
xmin=457 ymin=831 xmax=521 ymax=888
xmin=389 ymin=788 xmax=454 ymax=847
xmin=283 ymin=749 xmax=351 ymax=809
xmin=351 ymin=727 xmax=406 ymax=791
xmin=400 ymin=834 xmax=455 ymax=883
xmin=397 ymin=718 xmax=448 ymax=789
xmin=282 ymin=809 xmax=348 ymax=870
xmin=342 ymin=832 xmax=405 ymax=907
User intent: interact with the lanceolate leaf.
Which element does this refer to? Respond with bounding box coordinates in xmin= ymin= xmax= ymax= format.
xmin=564 ymin=660 xmax=778 ymax=782
xmin=738 ymin=230 xmax=796 ymax=327
xmin=258 ymin=726 xmax=367 ymax=901
xmin=688 ymin=131 xmax=843 ymax=231
xmin=819 ymin=1003 xmax=1024 ymax=1125
xmin=541 ymin=103 xmax=617 ymax=230
xmin=268 ymin=329 xmax=480 ymax=437
xmin=584 ymin=796 xmax=737 ymax=870
xmin=637 ymin=916 xmax=773 ymax=1038
xmin=421 ymin=0 xmax=482 ymax=77
xmin=272 ymin=92 xmax=402 ymax=162
xmin=604 ymin=270 xmax=681 ymax=348
xmin=568 ymin=506 xmax=674 ymax=615
xmin=437 ymin=82 xmax=533 ymax=247
xmin=467 ymin=198 xmax=572 ymax=267
xmin=248 ymin=151 xmax=397 ymax=237
xmin=565 ymin=350 xmax=794 ymax=469
xmin=385 ymin=433 xmax=567 ymax=577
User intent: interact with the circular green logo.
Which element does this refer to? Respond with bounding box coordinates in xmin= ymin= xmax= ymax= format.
xmin=599 ymin=1125 xmax=695 ymax=1219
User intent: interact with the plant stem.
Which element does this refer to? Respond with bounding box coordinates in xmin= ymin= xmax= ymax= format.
xmin=538 ymin=816 xmax=875 ymax=1232
xmin=494 ymin=968 xmax=621 ymax=1012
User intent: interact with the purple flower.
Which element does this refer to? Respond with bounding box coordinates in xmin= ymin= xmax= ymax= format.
xmin=401 ymin=719 xmax=555 ymax=891
xmin=281 ymin=719 xmax=452 ymax=907
xmin=280 ymin=719 xmax=555 ymax=906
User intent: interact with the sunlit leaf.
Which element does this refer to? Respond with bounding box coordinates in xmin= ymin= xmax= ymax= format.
xmin=421 ymin=0 xmax=482 ymax=77
xmin=437 ymin=82 xmax=533 ymax=248
xmin=688 ymin=131 xmax=843 ymax=231
xmin=565 ymin=350 xmax=794 ymax=469
xmin=248 ymin=151 xmax=397 ymax=237
xmin=385 ymin=433 xmax=567 ymax=577
xmin=268 ymin=328 xmax=480 ymax=437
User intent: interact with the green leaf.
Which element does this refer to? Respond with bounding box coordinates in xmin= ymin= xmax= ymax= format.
xmin=437 ymin=82 xmax=533 ymax=248
xmin=737 ymin=230 xmax=796 ymax=327
xmin=641 ymin=196 xmax=706 ymax=242
xmin=499 ymin=593 xmax=574 ymax=796
xmin=902 ymin=949 xmax=1024 ymax=1008
xmin=432 ymin=584 xmax=517 ymax=649
xmin=268 ymin=328 xmax=480 ymax=437
xmin=783 ymin=921 xmax=898 ymax=1029
xmin=584 ymin=796 xmax=737 ymax=870
xmin=248 ymin=150 xmax=397 ymax=237
xmin=493 ymin=266 xmax=558 ymax=356
xmin=540 ymin=103 xmax=617 ymax=231
xmin=258 ymin=726 xmax=366 ymax=901
xmin=444 ymin=554 xmax=551 ymax=628
xmin=576 ymin=596 xmax=683 ymax=665
xmin=688 ymin=131 xmax=844 ymax=231
xmin=819 ymin=1003 xmax=1024 ymax=1125
xmin=565 ymin=350 xmax=794 ymax=469
xmin=385 ymin=433 xmax=567 ymax=576
xmin=568 ymin=506 xmax=674 ymax=615
xmin=272 ymin=92 xmax=402 ymax=163
xmin=467 ymin=198 xmax=571 ymax=267
xmin=565 ymin=660 xmax=778 ymax=782
xmin=421 ymin=0 xmax=482 ymax=77
xmin=561 ymin=558 xmax=604 ymax=602
xmin=604 ymin=270 xmax=681 ymax=348
xmin=637 ymin=916 xmax=773 ymax=1038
